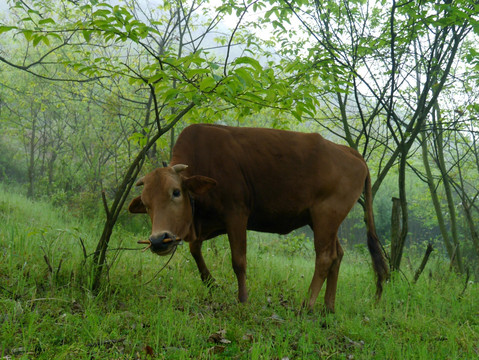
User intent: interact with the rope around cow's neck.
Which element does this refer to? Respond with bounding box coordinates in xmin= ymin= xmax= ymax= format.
xmin=98 ymin=241 xmax=179 ymax=286
xmin=140 ymin=245 xmax=178 ymax=286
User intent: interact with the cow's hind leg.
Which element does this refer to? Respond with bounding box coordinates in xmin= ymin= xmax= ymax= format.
xmin=307 ymin=206 xmax=344 ymax=312
xmin=189 ymin=240 xmax=215 ymax=285
xmin=306 ymin=245 xmax=336 ymax=311
xmin=324 ymin=237 xmax=344 ymax=313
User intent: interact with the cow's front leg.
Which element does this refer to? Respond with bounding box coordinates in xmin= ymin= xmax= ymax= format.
xmin=227 ymin=216 xmax=248 ymax=303
xmin=189 ymin=240 xmax=215 ymax=285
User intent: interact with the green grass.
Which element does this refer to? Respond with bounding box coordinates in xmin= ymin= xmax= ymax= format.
xmin=1 ymin=185 xmax=478 ymax=359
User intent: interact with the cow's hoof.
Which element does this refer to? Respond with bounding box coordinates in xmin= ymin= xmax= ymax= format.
xmin=202 ymin=276 xmax=216 ymax=287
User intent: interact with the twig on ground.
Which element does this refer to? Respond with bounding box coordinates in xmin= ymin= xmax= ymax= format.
xmin=459 ymin=267 xmax=471 ymax=300
xmin=86 ymin=338 xmax=126 ymax=348
xmin=413 ymin=243 xmax=434 ymax=283
xmin=41 ymin=246 xmax=53 ymax=274
xmin=79 ymin=237 xmax=88 ymax=260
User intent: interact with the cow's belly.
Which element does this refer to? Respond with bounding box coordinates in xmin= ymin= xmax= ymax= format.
xmin=247 ymin=211 xmax=311 ymax=235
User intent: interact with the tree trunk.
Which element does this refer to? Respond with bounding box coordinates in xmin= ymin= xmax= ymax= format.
xmin=413 ymin=243 xmax=434 ymax=283
xmin=91 ymin=102 xmax=195 ymax=291
xmin=390 ymin=196 xmax=402 ymax=271
xmin=169 ymin=126 xmax=175 ymax=162
xmin=390 ymin=147 xmax=409 ymax=273
xmin=451 ymin=132 xmax=479 ymax=261
xmin=47 ymin=151 xmax=57 ymax=193
xmin=432 ymin=104 xmax=463 ymax=272
xmin=27 ymin=116 xmax=36 ymax=198
xmin=397 ymin=149 xmax=409 ymax=270
xmin=420 ymin=131 xmax=455 ymax=262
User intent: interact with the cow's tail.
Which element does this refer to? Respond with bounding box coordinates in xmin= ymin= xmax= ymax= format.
xmin=364 ymin=170 xmax=389 ymax=300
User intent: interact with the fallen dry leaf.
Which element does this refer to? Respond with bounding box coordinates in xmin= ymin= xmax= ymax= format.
xmin=279 ymin=294 xmax=289 ymax=308
xmin=144 ymin=345 xmax=154 ymax=357
xmin=242 ymin=333 xmax=254 ymax=342
xmin=208 ymin=345 xmax=226 ymax=354
xmin=270 ymin=313 xmax=285 ymax=322
xmin=208 ymin=329 xmax=231 ymax=344
xmin=344 ymin=336 xmax=365 ymax=349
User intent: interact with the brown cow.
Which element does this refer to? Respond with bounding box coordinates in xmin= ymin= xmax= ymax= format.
xmin=129 ymin=124 xmax=388 ymax=312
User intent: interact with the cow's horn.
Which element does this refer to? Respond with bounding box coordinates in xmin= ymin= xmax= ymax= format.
xmin=172 ymin=164 xmax=188 ymax=174
xmin=136 ymin=177 xmax=144 ymax=186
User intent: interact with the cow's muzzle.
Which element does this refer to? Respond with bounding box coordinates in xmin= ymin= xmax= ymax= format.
xmin=138 ymin=232 xmax=183 ymax=255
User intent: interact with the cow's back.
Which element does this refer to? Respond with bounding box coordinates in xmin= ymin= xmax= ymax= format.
xmin=171 ymin=124 xmax=367 ymax=235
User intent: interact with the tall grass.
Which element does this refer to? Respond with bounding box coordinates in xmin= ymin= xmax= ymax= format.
xmin=1 ymin=186 xmax=478 ymax=359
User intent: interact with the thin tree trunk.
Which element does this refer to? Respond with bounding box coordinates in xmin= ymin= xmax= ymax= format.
xmin=413 ymin=243 xmax=434 ymax=283
xmin=48 ymin=151 xmax=57 ymax=192
xmin=27 ymin=115 xmax=36 ymax=198
xmin=432 ymin=104 xmax=463 ymax=272
xmin=91 ymin=102 xmax=195 ymax=291
xmin=452 ymin=132 xmax=479 ymax=259
xmin=420 ymin=132 xmax=455 ymax=259
xmin=390 ymin=197 xmax=402 ymax=271
xmin=169 ymin=127 xmax=175 ymax=161
xmin=390 ymin=147 xmax=409 ymax=271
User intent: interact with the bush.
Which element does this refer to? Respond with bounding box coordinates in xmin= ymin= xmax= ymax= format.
xmin=68 ymin=190 xmax=102 ymax=219
xmin=257 ymin=232 xmax=313 ymax=257
xmin=0 ymin=140 xmax=27 ymax=183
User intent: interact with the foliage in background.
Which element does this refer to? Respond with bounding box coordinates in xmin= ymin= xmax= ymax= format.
xmin=0 ymin=0 xmax=321 ymax=286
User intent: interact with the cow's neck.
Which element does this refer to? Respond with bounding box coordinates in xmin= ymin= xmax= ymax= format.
xmin=189 ymin=195 xmax=195 ymax=218
xmin=186 ymin=194 xmax=198 ymax=242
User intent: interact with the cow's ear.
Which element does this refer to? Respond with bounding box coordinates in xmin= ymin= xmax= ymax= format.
xmin=183 ymin=175 xmax=216 ymax=196
xmin=129 ymin=196 xmax=147 ymax=213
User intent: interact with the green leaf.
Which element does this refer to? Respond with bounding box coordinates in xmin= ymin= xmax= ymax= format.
xmin=243 ymin=92 xmax=264 ymax=103
xmin=32 ymin=35 xmax=42 ymax=47
xmin=272 ymin=20 xmax=286 ymax=31
xmin=128 ymin=132 xmax=147 ymax=147
xmin=208 ymin=61 xmax=220 ymax=70
xmin=163 ymin=88 xmax=180 ymax=102
xmin=291 ymin=110 xmax=302 ymax=121
xmin=234 ymin=67 xmax=254 ymax=86
xmin=199 ymin=77 xmax=216 ymax=92
xmin=149 ymin=71 xmax=165 ymax=84
xmin=233 ymin=56 xmax=263 ymax=72
xmin=23 ymin=30 xmax=33 ymax=41
xmin=82 ymin=30 xmax=92 ymax=42
xmin=192 ymin=92 xmax=203 ymax=104
xmin=92 ymin=9 xmax=111 ymax=18
xmin=38 ymin=18 xmax=56 ymax=26
xmin=47 ymin=32 xmax=62 ymax=41
xmin=128 ymin=77 xmax=140 ymax=85
xmin=186 ymin=68 xmax=211 ymax=77
xmin=0 ymin=25 xmax=17 ymax=34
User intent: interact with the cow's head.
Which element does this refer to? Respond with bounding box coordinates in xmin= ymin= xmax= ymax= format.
xmin=128 ymin=164 xmax=216 ymax=255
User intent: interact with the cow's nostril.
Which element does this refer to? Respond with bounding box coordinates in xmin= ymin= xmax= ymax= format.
xmin=148 ymin=232 xmax=177 ymax=251
xmin=149 ymin=233 xmax=167 ymax=243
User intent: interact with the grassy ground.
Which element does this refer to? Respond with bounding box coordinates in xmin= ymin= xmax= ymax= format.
xmin=1 ymin=186 xmax=478 ymax=359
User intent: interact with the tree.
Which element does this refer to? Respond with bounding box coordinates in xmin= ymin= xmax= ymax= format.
xmin=421 ymin=106 xmax=464 ymax=272
xmin=0 ymin=0 xmax=308 ymax=288
xmin=257 ymin=0 xmax=477 ymax=271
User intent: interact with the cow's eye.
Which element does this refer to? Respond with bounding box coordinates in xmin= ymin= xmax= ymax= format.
xmin=172 ymin=189 xmax=181 ymax=198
